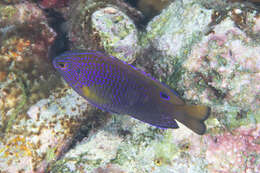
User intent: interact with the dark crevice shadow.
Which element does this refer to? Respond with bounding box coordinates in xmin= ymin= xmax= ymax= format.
xmin=43 ymin=8 xmax=70 ymax=62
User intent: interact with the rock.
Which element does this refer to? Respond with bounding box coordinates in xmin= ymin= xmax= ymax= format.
xmin=0 ymin=2 xmax=99 ymax=172
xmin=0 ymin=2 xmax=58 ymax=130
xmin=92 ymin=7 xmax=139 ymax=63
xmin=0 ymin=89 xmax=94 ymax=172
xmin=49 ymin=115 xmax=167 ymax=172
xmin=67 ymin=0 xmax=142 ymax=63
xmin=0 ymin=2 xmax=63 ymax=136
xmin=204 ymin=124 xmax=260 ymax=172
xmin=50 ymin=128 xmax=123 ymax=172
xmin=139 ymin=0 xmax=213 ymax=84
xmin=93 ymin=164 xmax=125 ymax=173
xmin=180 ymin=5 xmax=260 ymax=130
xmin=0 ymin=3 xmax=44 ymax=27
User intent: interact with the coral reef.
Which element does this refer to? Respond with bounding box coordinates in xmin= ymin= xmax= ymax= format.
xmin=0 ymin=2 xmax=96 ymax=172
xmin=180 ymin=7 xmax=260 ymax=130
xmin=142 ymin=0 xmax=213 ymax=81
xmin=0 ymin=2 xmax=63 ymax=134
xmin=142 ymin=0 xmax=259 ymax=132
xmin=50 ymin=118 xmax=260 ymax=173
xmin=49 ymin=115 xmax=168 ymax=172
xmin=0 ymin=0 xmax=259 ymax=172
xmin=204 ymin=124 xmax=260 ymax=172
xmin=0 ymin=88 xmax=97 ymax=172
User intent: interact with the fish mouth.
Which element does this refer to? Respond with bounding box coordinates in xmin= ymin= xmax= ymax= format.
xmin=52 ymin=59 xmax=59 ymax=69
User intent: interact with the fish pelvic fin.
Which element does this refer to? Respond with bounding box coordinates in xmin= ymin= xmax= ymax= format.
xmin=175 ymin=105 xmax=211 ymax=135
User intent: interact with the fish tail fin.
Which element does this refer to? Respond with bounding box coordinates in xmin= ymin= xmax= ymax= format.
xmin=175 ymin=105 xmax=211 ymax=135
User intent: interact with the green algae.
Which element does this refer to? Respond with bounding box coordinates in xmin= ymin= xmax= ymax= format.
xmin=147 ymin=10 xmax=172 ymax=39
xmin=46 ymin=147 xmax=57 ymax=162
xmin=218 ymin=108 xmax=259 ymax=131
xmin=5 ymin=74 xmax=27 ymax=133
xmin=0 ymin=6 xmax=16 ymax=21
xmin=111 ymin=128 xmax=162 ymax=165
xmin=49 ymin=151 xmax=103 ymax=172
xmin=153 ymin=131 xmax=178 ymax=165
xmin=49 ymin=158 xmax=72 ymax=173
xmin=110 ymin=147 xmax=129 ymax=165
xmin=165 ymin=32 xmax=204 ymax=94
xmin=216 ymin=55 xmax=227 ymax=66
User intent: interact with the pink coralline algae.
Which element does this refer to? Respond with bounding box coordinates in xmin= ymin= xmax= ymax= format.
xmin=39 ymin=0 xmax=69 ymax=8
xmin=205 ymin=124 xmax=260 ymax=172
xmin=253 ymin=15 xmax=260 ymax=33
xmin=181 ymin=18 xmax=260 ymax=130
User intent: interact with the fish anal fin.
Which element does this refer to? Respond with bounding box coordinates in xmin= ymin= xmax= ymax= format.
xmin=133 ymin=113 xmax=179 ymax=129
xmin=157 ymin=114 xmax=179 ymax=129
xmin=177 ymin=118 xmax=206 ymax=135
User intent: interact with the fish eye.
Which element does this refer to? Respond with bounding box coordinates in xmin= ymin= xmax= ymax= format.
xmin=76 ymin=68 xmax=80 ymax=74
xmin=160 ymin=92 xmax=170 ymax=100
xmin=58 ymin=62 xmax=67 ymax=70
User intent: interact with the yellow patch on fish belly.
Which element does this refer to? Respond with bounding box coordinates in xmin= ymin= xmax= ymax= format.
xmin=82 ymin=86 xmax=95 ymax=99
xmin=82 ymin=86 xmax=104 ymax=104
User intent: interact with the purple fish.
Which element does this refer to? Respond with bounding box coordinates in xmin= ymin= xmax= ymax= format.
xmin=53 ymin=50 xmax=210 ymax=135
